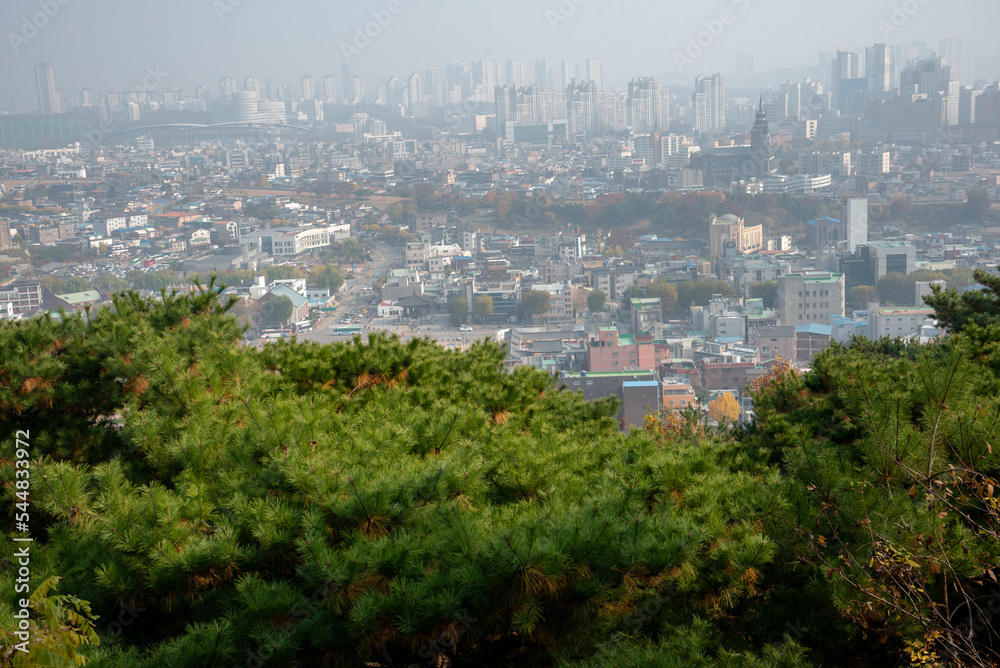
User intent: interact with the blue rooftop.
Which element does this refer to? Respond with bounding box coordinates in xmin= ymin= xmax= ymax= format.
xmin=796 ymin=324 xmax=833 ymax=336
xmin=805 ymin=217 xmax=841 ymax=226
xmin=623 ymin=381 xmax=659 ymax=388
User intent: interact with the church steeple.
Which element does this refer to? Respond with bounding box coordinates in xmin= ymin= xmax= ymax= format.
xmin=750 ymin=94 xmax=773 ymax=177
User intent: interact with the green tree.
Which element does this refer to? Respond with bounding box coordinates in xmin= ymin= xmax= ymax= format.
xmin=338 ymin=237 xmax=369 ymax=262
xmin=40 ymin=276 xmax=67 ymax=294
xmin=265 ymin=265 xmax=307 ymax=282
xmin=587 ymin=289 xmax=607 ymax=313
xmin=923 ymin=268 xmax=1000 ymax=335
xmin=675 ymin=279 xmax=737 ymax=314
xmin=748 ymin=281 xmax=777 ymax=310
xmin=876 ymin=272 xmax=914 ymax=306
xmin=742 ymin=334 xmax=1000 ymax=666
xmin=647 ymin=280 xmax=679 ymax=313
xmin=474 ymin=294 xmax=493 ymax=323
xmin=91 ymin=273 xmax=131 ymax=295
xmin=64 ymin=277 xmax=87 ymax=294
xmin=946 ymin=265 xmax=976 ymax=290
xmin=256 ymin=176 xmax=270 ymax=189
xmin=126 ymin=269 xmax=179 ymax=292
xmin=449 ymin=296 xmax=469 ymax=326
xmin=308 ymin=265 xmax=345 ymax=292
xmin=519 ymin=289 xmax=551 ymax=322
xmin=260 ymin=294 xmax=294 ymax=327
xmin=966 ymin=186 xmax=993 ymax=219
xmin=313 ymin=179 xmax=334 ymax=197
xmin=0 ymin=303 xmax=821 ymax=667
xmin=848 ymin=285 xmax=876 ymax=311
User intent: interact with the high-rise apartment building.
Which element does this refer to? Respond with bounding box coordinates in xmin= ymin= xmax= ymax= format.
xmin=301 ymin=76 xmax=316 ymax=101
xmin=866 ymin=43 xmax=895 ymax=98
xmin=586 ymin=59 xmax=605 ymax=91
xmin=351 ymin=76 xmax=365 ymax=103
xmin=35 ymin=63 xmax=62 ymax=114
xmin=900 ymin=56 xmax=959 ymax=125
xmin=219 ymin=77 xmax=238 ymax=98
xmin=561 ymin=60 xmax=577 ymax=89
xmin=534 ymin=60 xmax=555 ymax=90
xmin=693 ymin=73 xmax=725 ymax=135
xmin=323 ymin=75 xmax=338 ymax=103
xmin=844 ymin=197 xmax=869 ymax=254
xmin=831 ymin=51 xmax=865 ymax=111
xmin=940 ymin=36 xmax=973 ymax=85
xmin=627 ymin=78 xmax=669 ymax=134
xmin=505 ymin=60 xmax=527 ymax=87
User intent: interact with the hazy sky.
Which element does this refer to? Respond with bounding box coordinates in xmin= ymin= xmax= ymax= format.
xmin=2 ymin=0 xmax=999 ymax=99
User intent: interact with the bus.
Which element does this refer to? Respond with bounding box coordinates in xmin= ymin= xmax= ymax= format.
xmin=332 ymin=326 xmax=362 ymax=336
xmin=261 ymin=328 xmax=292 ymax=340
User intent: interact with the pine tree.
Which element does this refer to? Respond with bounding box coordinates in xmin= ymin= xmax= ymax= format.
xmin=1 ymin=292 xmax=820 ymax=667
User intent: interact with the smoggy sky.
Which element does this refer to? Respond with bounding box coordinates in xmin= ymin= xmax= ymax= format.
xmin=2 ymin=0 xmax=999 ymax=99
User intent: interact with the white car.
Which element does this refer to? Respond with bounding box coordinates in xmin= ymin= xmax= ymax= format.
xmin=460 ymin=326 xmax=474 ymax=332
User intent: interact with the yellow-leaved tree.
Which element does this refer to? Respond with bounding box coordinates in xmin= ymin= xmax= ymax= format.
xmin=0 ymin=576 xmax=99 ymax=667
xmin=707 ymin=392 xmax=740 ymax=426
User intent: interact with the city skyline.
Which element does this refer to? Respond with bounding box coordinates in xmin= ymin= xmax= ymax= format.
xmin=2 ymin=0 xmax=1000 ymax=103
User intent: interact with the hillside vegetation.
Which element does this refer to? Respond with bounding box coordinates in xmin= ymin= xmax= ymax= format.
xmin=2 ymin=275 xmax=1000 ymax=666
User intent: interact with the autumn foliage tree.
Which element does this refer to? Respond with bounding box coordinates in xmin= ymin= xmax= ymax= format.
xmin=707 ymin=392 xmax=740 ymax=425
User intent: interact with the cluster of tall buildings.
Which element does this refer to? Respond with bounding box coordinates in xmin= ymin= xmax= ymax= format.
xmin=495 ymin=75 xmax=669 ymax=139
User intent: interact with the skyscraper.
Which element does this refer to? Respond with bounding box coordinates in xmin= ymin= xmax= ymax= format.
xmin=866 ymin=43 xmax=895 ymax=98
xmin=351 ymin=76 xmax=365 ymax=104
xmin=219 ymin=77 xmax=238 ymax=98
xmin=693 ymin=73 xmax=725 ymax=134
xmin=505 ymin=60 xmax=527 ymax=87
xmin=627 ymin=77 xmax=669 ymax=133
xmin=323 ymin=75 xmax=338 ymax=104
xmin=844 ymin=197 xmax=869 ymax=254
xmin=495 ymin=85 xmax=517 ymax=126
xmin=341 ymin=65 xmax=352 ymax=100
xmin=831 ymin=51 xmax=864 ymax=111
xmin=534 ymin=60 xmax=555 ymax=90
xmin=900 ymin=56 xmax=959 ymax=125
xmin=35 ymin=63 xmax=62 ymax=114
xmin=301 ymin=76 xmax=316 ymax=101
xmin=561 ymin=60 xmax=578 ymax=89
xmin=940 ymin=36 xmax=973 ymax=85
xmin=586 ymin=59 xmax=605 ymax=91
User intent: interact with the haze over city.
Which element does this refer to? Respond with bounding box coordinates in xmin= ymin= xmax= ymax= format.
xmin=9 ymin=0 xmax=1000 ymax=667
xmin=3 ymin=0 xmax=1000 ymax=98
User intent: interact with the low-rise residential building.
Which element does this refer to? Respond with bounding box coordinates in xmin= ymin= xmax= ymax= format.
xmin=662 ymin=381 xmax=698 ymax=412
xmin=559 ymin=370 xmax=660 ymax=430
xmin=795 ymin=324 xmax=833 ymax=362
xmin=776 ymin=272 xmax=845 ymax=327
xmin=0 ymin=280 xmax=43 ymax=315
xmin=630 ymin=298 xmax=662 ymax=334
xmin=867 ymin=303 xmax=937 ymax=341
xmin=588 ymin=327 xmax=666 ymax=372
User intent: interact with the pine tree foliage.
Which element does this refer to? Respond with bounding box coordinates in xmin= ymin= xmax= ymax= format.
xmin=741 ymin=335 xmax=1000 ymax=666
xmin=0 ymin=288 xmax=816 ymax=667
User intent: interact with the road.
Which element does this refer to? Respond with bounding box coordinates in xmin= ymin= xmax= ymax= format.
xmin=249 ymin=241 xmax=498 ymax=350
